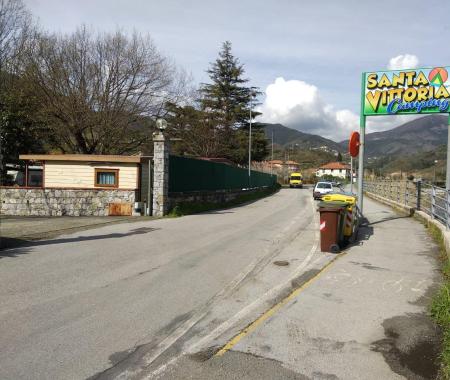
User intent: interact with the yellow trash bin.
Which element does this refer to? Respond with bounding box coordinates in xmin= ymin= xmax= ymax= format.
xmin=322 ymin=194 xmax=357 ymax=238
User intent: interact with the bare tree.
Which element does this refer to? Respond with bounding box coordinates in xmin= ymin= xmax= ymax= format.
xmin=166 ymin=101 xmax=229 ymax=158
xmin=0 ymin=0 xmax=32 ymax=72
xmin=24 ymin=27 xmax=190 ymax=154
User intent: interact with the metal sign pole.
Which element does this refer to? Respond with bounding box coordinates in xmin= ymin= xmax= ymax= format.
xmin=350 ymin=156 xmax=353 ymax=194
xmin=447 ymin=113 xmax=450 ymax=190
xmin=357 ymin=72 xmax=366 ymax=213
xmin=357 ymin=117 xmax=366 ymax=213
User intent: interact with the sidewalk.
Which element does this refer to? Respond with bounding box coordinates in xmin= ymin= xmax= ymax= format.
xmin=161 ymin=197 xmax=442 ymax=379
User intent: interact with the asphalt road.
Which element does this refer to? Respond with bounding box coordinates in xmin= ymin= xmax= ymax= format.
xmin=155 ymin=196 xmax=441 ymax=380
xmin=0 ymin=188 xmax=320 ymax=380
xmin=0 ymin=189 xmax=440 ymax=380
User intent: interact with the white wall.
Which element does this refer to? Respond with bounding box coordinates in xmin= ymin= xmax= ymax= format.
xmin=45 ymin=161 xmax=139 ymax=189
xmin=316 ymin=168 xmax=349 ymax=179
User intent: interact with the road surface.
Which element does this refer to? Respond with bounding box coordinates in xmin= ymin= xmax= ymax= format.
xmin=0 ymin=188 xmax=322 ymax=379
xmin=149 ymin=196 xmax=441 ymax=380
xmin=0 ymin=189 xmax=440 ymax=380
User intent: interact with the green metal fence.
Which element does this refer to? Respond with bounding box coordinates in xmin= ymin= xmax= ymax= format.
xmin=169 ymin=155 xmax=277 ymax=193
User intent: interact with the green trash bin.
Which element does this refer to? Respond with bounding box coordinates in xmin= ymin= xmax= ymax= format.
xmin=317 ymin=200 xmax=350 ymax=253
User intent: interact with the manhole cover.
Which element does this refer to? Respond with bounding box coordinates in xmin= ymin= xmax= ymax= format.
xmin=273 ymin=260 xmax=289 ymax=266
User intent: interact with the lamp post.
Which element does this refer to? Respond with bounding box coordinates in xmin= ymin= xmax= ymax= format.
xmin=248 ymin=89 xmax=258 ymax=183
xmin=248 ymin=96 xmax=252 ymax=180
xmin=433 ymin=160 xmax=438 ymax=184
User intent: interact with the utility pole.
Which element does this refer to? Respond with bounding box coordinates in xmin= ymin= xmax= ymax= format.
xmin=271 ymin=131 xmax=274 ymax=175
xmin=248 ymin=97 xmax=252 ymax=180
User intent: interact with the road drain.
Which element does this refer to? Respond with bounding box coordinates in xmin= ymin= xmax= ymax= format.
xmin=273 ymin=260 xmax=289 ymax=266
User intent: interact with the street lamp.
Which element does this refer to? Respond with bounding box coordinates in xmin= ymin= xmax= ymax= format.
xmin=433 ymin=160 xmax=439 ymax=184
xmin=156 ymin=118 xmax=167 ymax=132
xmin=248 ymin=89 xmax=257 ymax=181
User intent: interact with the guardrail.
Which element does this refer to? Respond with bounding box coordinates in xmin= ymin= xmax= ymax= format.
xmin=364 ymin=179 xmax=450 ymax=229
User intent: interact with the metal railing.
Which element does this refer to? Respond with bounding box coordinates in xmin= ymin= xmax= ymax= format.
xmin=364 ymin=179 xmax=450 ymax=229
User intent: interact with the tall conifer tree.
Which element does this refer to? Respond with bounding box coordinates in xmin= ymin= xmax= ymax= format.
xmin=199 ymin=41 xmax=267 ymax=163
xmin=200 ymin=41 xmax=257 ymax=129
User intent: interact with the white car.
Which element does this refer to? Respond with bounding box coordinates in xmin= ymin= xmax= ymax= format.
xmin=313 ymin=182 xmax=333 ymax=200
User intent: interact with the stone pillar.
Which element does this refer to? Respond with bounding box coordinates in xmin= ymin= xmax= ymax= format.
xmin=152 ymin=131 xmax=170 ymax=216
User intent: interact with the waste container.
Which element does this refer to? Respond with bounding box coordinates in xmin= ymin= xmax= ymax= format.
xmin=322 ymin=193 xmax=357 ymax=239
xmin=318 ymin=201 xmax=348 ymax=253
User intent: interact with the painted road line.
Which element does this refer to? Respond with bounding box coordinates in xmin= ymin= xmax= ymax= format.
xmin=145 ymin=249 xmax=331 ymax=380
xmin=215 ymin=252 xmax=343 ymax=357
xmin=187 ymin=196 xmax=319 ymax=354
xmin=144 ymin=197 xmax=320 ymax=379
xmin=133 ymin=198 xmax=316 ymax=379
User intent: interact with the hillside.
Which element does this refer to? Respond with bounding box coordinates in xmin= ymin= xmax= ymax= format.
xmin=260 ymin=123 xmax=343 ymax=152
xmin=340 ymin=115 xmax=447 ymax=157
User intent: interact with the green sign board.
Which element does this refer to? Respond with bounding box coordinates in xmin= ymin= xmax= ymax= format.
xmin=363 ymin=67 xmax=450 ymax=116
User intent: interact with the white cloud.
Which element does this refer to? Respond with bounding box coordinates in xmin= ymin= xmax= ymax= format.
xmin=387 ymin=54 xmax=419 ymax=70
xmin=258 ymin=77 xmax=359 ymax=141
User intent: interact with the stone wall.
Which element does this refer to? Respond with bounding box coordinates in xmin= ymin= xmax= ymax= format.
xmin=168 ymin=187 xmax=276 ymax=211
xmin=0 ymin=188 xmax=136 ymax=216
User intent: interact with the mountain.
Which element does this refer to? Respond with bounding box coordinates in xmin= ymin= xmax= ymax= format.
xmin=261 ymin=123 xmax=343 ymax=152
xmin=340 ymin=115 xmax=447 ymax=157
xmin=260 ymin=115 xmax=447 ymax=159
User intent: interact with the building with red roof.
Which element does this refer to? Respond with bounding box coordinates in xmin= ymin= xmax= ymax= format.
xmin=316 ymin=162 xmax=351 ymax=179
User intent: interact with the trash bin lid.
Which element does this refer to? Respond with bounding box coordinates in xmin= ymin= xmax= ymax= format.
xmin=322 ymin=193 xmax=356 ymax=205
xmin=318 ymin=200 xmax=349 ymax=211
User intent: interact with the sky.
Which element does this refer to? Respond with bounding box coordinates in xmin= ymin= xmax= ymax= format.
xmin=24 ymin=0 xmax=450 ymax=141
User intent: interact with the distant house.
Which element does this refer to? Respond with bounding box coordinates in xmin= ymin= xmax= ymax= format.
xmin=266 ymin=160 xmax=284 ymax=169
xmin=285 ymin=160 xmax=300 ymax=171
xmin=266 ymin=160 xmax=300 ymax=171
xmin=316 ymin=162 xmax=351 ymax=179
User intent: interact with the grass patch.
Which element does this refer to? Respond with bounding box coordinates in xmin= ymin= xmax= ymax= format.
xmin=428 ymin=223 xmax=450 ymax=379
xmin=168 ymin=186 xmax=280 ymax=217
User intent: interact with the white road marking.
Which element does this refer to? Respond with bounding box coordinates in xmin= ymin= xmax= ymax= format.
xmin=144 ymin=196 xmax=321 ymax=379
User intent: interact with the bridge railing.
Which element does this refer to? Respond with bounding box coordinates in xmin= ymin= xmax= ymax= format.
xmin=363 ymin=179 xmax=450 ymax=229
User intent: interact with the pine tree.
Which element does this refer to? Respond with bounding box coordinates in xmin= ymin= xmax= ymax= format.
xmin=200 ymin=41 xmax=258 ymax=129
xmin=199 ymin=41 xmax=266 ymax=164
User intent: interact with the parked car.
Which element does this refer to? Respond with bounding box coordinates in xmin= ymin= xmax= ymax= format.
xmin=313 ymin=182 xmax=333 ymax=200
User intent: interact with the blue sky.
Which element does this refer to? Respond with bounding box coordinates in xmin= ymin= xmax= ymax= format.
xmin=24 ymin=0 xmax=450 ymax=141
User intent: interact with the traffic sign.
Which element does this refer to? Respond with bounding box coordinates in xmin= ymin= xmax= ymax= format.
xmin=348 ymin=131 xmax=360 ymax=158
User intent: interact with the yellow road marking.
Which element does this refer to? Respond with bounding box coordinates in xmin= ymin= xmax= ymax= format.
xmin=215 ymin=253 xmax=344 ymax=356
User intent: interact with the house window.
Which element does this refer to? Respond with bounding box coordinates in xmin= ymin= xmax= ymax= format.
xmin=95 ymin=169 xmax=119 ymax=188
xmin=27 ymin=169 xmax=43 ymax=187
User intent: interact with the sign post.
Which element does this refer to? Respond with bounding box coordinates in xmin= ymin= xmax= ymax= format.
xmin=447 ymin=113 xmax=450 ymax=190
xmin=358 ymin=71 xmax=366 ymax=213
xmin=360 ymin=66 xmax=450 ymax=215
xmin=349 ymin=131 xmax=360 ymax=197
xmin=350 ymin=157 xmax=353 ymax=194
